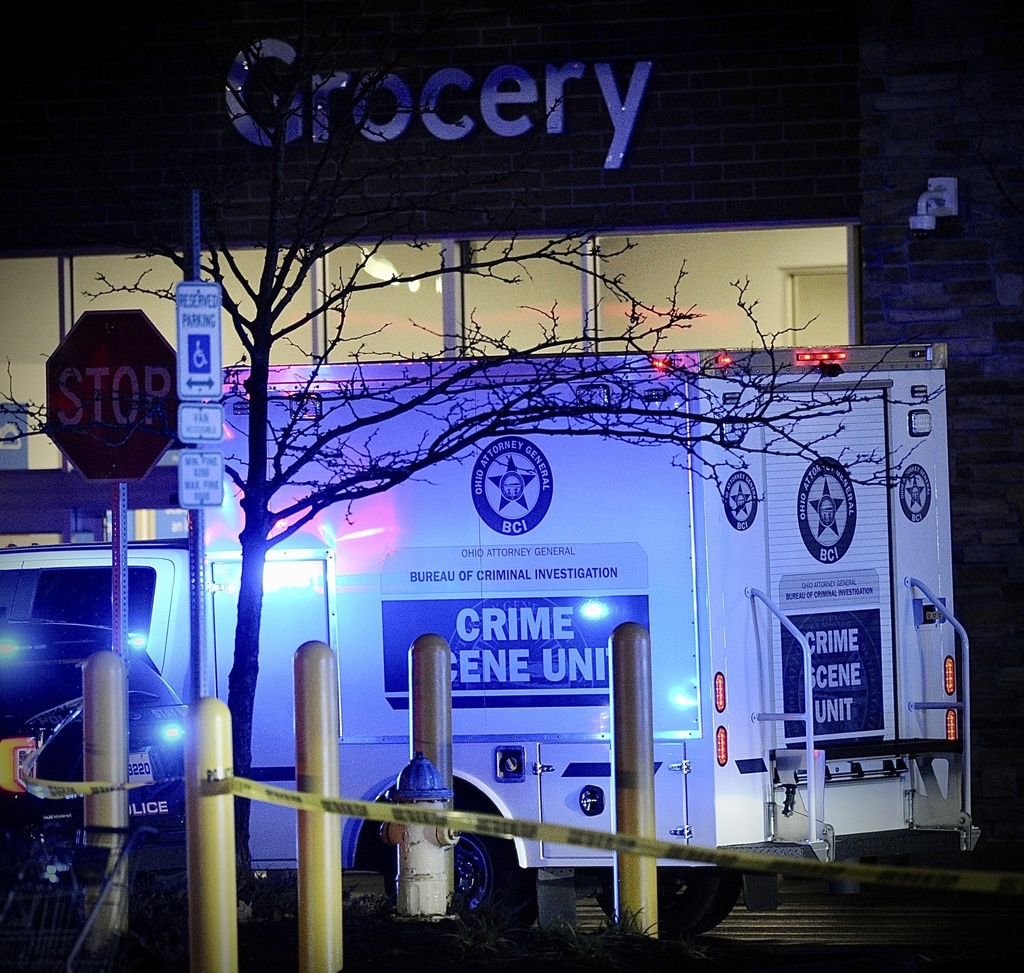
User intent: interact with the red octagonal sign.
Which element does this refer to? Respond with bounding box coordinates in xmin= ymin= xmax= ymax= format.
xmin=46 ymin=310 xmax=178 ymax=480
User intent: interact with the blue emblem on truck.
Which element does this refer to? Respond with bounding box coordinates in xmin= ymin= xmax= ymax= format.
xmin=797 ymin=458 xmax=857 ymax=563
xmin=723 ymin=470 xmax=758 ymax=530
xmin=899 ymin=463 xmax=931 ymax=523
xmin=472 ymin=437 xmax=553 ymax=535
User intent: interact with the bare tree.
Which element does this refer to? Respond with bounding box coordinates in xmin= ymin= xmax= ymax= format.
xmin=7 ymin=9 xmax=914 ymax=870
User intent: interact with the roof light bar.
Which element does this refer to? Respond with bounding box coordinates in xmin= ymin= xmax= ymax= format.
xmin=794 ymin=350 xmax=849 ymax=366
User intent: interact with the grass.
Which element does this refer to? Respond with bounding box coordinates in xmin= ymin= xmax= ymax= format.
xmin=0 ymin=863 xmax=720 ymax=973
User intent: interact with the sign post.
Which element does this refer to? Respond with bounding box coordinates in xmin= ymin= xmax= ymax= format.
xmin=175 ymin=279 xmax=224 ymax=505
xmin=175 ymin=258 xmax=225 ymax=702
xmin=176 ymin=281 xmax=223 ymax=402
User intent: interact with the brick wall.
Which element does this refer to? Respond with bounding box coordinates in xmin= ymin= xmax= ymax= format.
xmin=0 ymin=1 xmax=859 ymax=251
xmin=859 ymin=0 xmax=1024 ymax=840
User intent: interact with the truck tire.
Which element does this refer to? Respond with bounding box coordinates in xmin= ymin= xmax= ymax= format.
xmin=656 ymin=866 xmax=742 ymax=937
xmin=453 ymin=830 xmax=537 ymax=923
xmin=595 ymin=865 xmax=741 ymax=937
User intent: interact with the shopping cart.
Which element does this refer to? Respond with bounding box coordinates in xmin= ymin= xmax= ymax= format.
xmin=0 ymin=827 xmax=148 ymax=973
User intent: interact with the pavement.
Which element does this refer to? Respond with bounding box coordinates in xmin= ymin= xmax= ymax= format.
xmin=690 ymin=840 xmax=1024 ymax=970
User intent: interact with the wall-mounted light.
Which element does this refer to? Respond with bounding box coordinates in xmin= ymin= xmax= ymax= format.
xmin=909 ymin=177 xmax=958 ymax=235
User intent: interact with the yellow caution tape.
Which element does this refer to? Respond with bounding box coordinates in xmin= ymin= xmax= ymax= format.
xmin=206 ymin=774 xmax=1024 ymax=897
xmin=21 ymin=750 xmax=150 ymax=800
xmin=22 ymin=765 xmax=1024 ymax=897
xmin=22 ymin=776 xmax=152 ymax=799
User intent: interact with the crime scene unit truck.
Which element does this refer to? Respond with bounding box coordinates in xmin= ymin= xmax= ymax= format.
xmin=0 ymin=342 xmax=974 ymax=935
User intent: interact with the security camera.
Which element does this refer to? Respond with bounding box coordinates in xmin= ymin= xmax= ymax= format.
xmin=909 ymin=213 xmax=936 ymax=236
xmin=909 ymin=177 xmax=958 ymax=237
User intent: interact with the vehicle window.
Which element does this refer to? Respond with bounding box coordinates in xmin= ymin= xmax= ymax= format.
xmin=30 ymin=567 xmax=157 ymax=635
xmin=0 ymin=571 xmax=17 ymax=617
xmin=0 ymin=621 xmax=113 ymax=663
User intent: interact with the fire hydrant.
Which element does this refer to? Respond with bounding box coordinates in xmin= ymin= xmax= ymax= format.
xmin=381 ymin=751 xmax=458 ymax=918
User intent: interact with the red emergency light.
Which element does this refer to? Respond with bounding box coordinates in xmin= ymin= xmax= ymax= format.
xmin=795 ymin=350 xmax=849 ymax=366
xmin=715 ymin=726 xmax=728 ymax=766
xmin=943 ymin=656 xmax=957 ymax=696
xmin=714 ymin=672 xmax=727 ymax=713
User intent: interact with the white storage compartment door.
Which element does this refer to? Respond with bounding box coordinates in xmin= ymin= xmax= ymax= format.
xmin=763 ymin=389 xmax=896 ymax=747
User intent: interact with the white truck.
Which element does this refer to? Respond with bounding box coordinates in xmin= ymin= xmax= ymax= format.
xmin=0 ymin=342 xmax=975 ymax=934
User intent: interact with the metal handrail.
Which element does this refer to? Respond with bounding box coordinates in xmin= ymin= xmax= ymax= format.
xmin=904 ymin=576 xmax=972 ymax=816
xmin=745 ymin=586 xmax=819 ymax=845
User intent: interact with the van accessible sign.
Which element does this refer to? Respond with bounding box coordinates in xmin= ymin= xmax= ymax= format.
xmin=226 ymin=38 xmax=652 ymax=169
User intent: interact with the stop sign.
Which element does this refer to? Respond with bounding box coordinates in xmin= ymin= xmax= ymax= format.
xmin=46 ymin=310 xmax=178 ymax=480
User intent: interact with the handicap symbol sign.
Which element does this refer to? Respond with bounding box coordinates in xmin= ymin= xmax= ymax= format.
xmin=0 ymin=405 xmax=28 ymax=470
xmin=188 ymin=334 xmax=212 ymax=374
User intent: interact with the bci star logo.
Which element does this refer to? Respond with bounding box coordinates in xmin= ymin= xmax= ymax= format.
xmin=797 ymin=458 xmax=857 ymax=563
xmin=472 ymin=437 xmax=553 ymax=535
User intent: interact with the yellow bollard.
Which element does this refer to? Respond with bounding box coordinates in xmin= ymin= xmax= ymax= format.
xmin=410 ymin=634 xmax=454 ymax=901
xmin=410 ymin=634 xmax=453 ymax=789
xmin=185 ymin=696 xmax=238 ymax=973
xmin=84 ymin=650 xmax=129 ymax=837
xmin=610 ymin=622 xmax=659 ymax=937
xmin=83 ymin=650 xmax=129 ymax=948
xmin=295 ymin=641 xmax=344 ymax=973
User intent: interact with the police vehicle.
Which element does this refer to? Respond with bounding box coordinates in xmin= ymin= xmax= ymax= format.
xmin=0 ymin=343 xmax=974 ymax=934
xmin=0 ymin=566 xmax=187 ymax=840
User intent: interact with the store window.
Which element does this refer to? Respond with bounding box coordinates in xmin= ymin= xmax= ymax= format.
xmin=0 ymin=258 xmax=62 ymax=470
xmin=596 ymin=227 xmax=852 ymax=350
xmin=461 ymin=237 xmax=585 ymax=355
xmin=0 ymin=223 xmax=854 ymax=483
xmin=788 ymin=270 xmax=850 ymax=346
xmin=325 ymin=242 xmax=446 ymax=360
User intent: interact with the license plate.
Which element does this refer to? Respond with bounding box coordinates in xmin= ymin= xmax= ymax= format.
xmin=128 ymin=751 xmax=154 ymax=784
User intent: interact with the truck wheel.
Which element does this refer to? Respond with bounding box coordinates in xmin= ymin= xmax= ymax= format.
xmin=454 ymin=830 xmax=537 ymax=924
xmin=595 ymin=866 xmax=741 ymax=937
xmin=453 ymin=831 xmax=495 ymax=910
xmin=656 ymin=867 xmax=742 ymax=937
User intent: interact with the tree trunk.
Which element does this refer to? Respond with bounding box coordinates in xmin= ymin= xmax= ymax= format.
xmin=227 ymin=527 xmax=269 ymax=872
xmin=227 ymin=346 xmax=273 ymax=873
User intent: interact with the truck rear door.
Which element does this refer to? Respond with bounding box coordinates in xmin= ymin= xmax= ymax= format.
xmin=208 ymin=548 xmax=337 ymax=868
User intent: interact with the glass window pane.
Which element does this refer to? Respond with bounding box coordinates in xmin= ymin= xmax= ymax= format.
xmin=462 ymin=238 xmax=583 ymax=354
xmin=326 ymin=243 xmax=445 ymax=360
xmin=790 ymin=271 xmax=849 ymax=346
xmin=220 ymin=249 xmax=318 ymax=367
xmin=31 ymin=566 xmax=156 ymax=633
xmin=75 ymin=251 xmax=317 ymax=370
xmin=0 ymin=258 xmax=63 ymax=469
xmin=597 ymin=227 xmax=850 ymax=351
xmin=72 ymin=254 xmax=179 ymax=343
